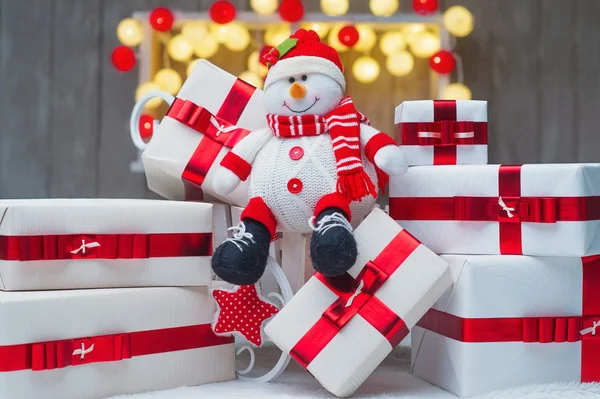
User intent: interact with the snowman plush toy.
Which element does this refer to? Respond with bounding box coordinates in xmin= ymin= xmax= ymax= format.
xmin=212 ymin=29 xmax=408 ymax=285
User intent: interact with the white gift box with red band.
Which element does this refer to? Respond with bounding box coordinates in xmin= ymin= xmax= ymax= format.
xmin=412 ymin=254 xmax=600 ymax=397
xmin=265 ymin=208 xmax=452 ymax=397
xmin=0 ymin=199 xmax=213 ymax=290
xmin=389 ymin=164 xmax=600 ymax=256
xmin=394 ymin=100 xmax=488 ymax=166
xmin=0 ymin=285 xmax=234 ymax=399
xmin=143 ymin=60 xmax=267 ymax=206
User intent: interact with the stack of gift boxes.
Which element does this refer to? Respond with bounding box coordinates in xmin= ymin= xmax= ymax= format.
xmin=0 ymin=199 xmax=235 ymax=398
xmin=0 ymin=61 xmax=273 ymax=399
xmin=390 ymin=99 xmax=600 ymax=396
xmin=4 ymin=56 xmax=599 ymax=399
xmin=145 ymin=60 xmax=456 ymax=397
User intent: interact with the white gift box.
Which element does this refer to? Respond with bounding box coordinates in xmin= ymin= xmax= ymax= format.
xmin=390 ymin=164 xmax=600 ymax=256
xmin=394 ymin=100 xmax=487 ymax=165
xmin=412 ymin=254 xmax=600 ymax=397
xmin=143 ymin=60 xmax=267 ymax=206
xmin=0 ymin=199 xmax=213 ymax=290
xmin=0 ymin=285 xmax=235 ymax=399
xmin=265 ymin=208 xmax=452 ymax=397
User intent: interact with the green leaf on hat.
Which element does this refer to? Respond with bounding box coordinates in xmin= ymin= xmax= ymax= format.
xmin=276 ymin=38 xmax=298 ymax=59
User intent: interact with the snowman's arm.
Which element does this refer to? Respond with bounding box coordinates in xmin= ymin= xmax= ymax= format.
xmin=360 ymin=124 xmax=408 ymax=176
xmin=219 ymin=127 xmax=272 ymax=181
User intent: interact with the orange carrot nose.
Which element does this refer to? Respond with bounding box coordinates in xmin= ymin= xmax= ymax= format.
xmin=289 ymin=82 xmax=307 ymax=99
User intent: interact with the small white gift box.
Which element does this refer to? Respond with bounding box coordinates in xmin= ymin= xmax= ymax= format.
xmin=412 ymin=254 xmax=600 ymax=397
xmin=265 ymin=208 xmax=452 ymax=397
xmin=394 ymin=100 xmax=487 ymax=165
xmin=142 ymin=60 xmax=267 ymax=206
xmin=0 ymin=199 xmax=213 ymax=290
xmin=0 ymin=285 xmax=234 ymax=399
xmin=390 ymin=163 xmax=600 ymax=256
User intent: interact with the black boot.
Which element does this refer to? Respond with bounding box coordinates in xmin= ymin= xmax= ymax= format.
xmin=310 ymin=208 xmax=357 ymax=277
xmin=211 ymin=218 xmax=271 ymax=285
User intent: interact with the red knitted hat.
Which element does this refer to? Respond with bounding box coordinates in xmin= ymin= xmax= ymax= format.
xmin=263 ymin=29 xmax=346 ymax=92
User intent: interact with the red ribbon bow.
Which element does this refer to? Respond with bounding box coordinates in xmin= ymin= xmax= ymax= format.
xmin=31 ymin=334 xmax=132 ymax=371
xmin=289 ymin=229 xmax=420 ymax=369
xmin=390 ymin=165 xmax=600 ymax=255
xmin=0 ymin=232 xmax=212 ymax=261
xmin=321 ymin=261 xmax=390 ymax=331
xmin=396 ymin=100 xmax=488 ymax=165
xmin=166 ymin=78 xmax=256 ymax=201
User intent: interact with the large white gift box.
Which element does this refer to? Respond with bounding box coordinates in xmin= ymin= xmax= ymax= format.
xmin=0 ymin=199 xmax=213 ymax=290
xmin=143 ymin=60 xmax=267 ymax=206
xmin=394 ymin=100 xmax=487 ymax=166
xmin=390 ymin=164 xmax=600 ymax=256
xmin=0 ymin=285 xmax=234 ymax=399
xmin=412 ymin=254 xmax=600 ymax=397
xmin=265 ymin=208 xmax=452 ymax=397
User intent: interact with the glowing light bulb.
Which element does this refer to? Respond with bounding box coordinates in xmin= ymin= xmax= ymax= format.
xmin=193 ymin=34 xmax=219 ymax=58
xmin=153 ymin=68 xmax=182 ymax=95
xmin=251 ymin=0 xmax=278 ymax=15
xmin=443 ymin=5 xmax=474 ymax=37
xmin=370 ymin=0 xmax=399 ymax=17
xmin=181 ymin=22 xmax=208 ymax=47
xmin=248 ymin=51 xmax=268 ymax=77
xmin=379 ymin=31 xmax=406 ymax=56
xmin=187 ymin=59 xmax=199 ymax=77
xmin=410 ymin=30 xmax=441 ymax=58
xmin=135 ymin=82 xmax=163 ymax=109
xmin=442 ymin=83 xmax=472 ymax=100
xmin=402 ymin=23 xmax=426 ymax=46
xmin=117 ymin=18 xmax=144 ymax=47
xmin=223 ymin=23 xmax=251 ymax=51
xmin=210 ymin=23 xmax=231 ymax=43
xmin=238 ymin=71 xmax=264 ymax=89
xmin=327 ymin=23 xmax=349 ymax=52
xmin=321 ymin=0 xmax=349 ymax=16
xmin=354 ymin=24 xmax=377 ymax=52
xmin=386 ymin=51 xmax=414 ymax=77
xmin=264 ymin=24 xmax=292 ymax=47
xmin=352 ymin=56 xmax=380 ymax=84
xmin=167 ymin=35 xmax=193 ymax=62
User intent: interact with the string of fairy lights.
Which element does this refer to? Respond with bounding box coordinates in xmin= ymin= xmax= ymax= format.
xmin=112 ymin=0 xmax=475 ymax=141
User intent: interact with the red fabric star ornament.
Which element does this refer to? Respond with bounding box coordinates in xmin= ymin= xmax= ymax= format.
xmin=212 ymin=284 xmax=279 ymax=347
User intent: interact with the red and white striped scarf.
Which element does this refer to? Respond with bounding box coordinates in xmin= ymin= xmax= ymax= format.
xmin=266 ymin=97 xmax=377 ymax=202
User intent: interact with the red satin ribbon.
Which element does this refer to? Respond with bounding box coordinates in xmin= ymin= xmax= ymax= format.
xmin=417 ymin=255 xmax=600 ymax=382
xmin=396 ymin=100 xmax=488 ymax=165
xmin=289 ymin=229 xmax=418 ymax=368
xmin=0 ymin=323 xmax=233 ymax=372
xmin=166 ymin=78 xmax=256 ymax=200
xmin=0 ymin=232 xmax=212 ymax=261
xmin=389 ymin=165 xmax=600 ymax=255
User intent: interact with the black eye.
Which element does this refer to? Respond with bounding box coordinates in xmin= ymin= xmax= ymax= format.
xmin=301 ymin=75 xmax=307 ymax=81
xmin=289 ymin=77 xmax=295 ymax=83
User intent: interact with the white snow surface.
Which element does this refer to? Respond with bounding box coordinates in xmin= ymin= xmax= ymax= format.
xmin=108 ymin=347 xmax=600 ymax=399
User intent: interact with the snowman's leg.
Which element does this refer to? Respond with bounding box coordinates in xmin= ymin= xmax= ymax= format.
xmin=212 ymin=197 xmax=276 ymax=285
xmin=309 ymin=193 xmax=358 ymax=277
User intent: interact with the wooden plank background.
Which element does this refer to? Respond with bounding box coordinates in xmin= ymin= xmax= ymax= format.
xmin=0 ymin=0 xmax=598 ymax=199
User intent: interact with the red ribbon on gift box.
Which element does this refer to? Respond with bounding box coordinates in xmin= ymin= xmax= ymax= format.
xmin=0 ymin=232 xmax=212 ymax=261
xmin=396 ymin=100 xmax=488 ymax=165
xmin=417 ymin=255 xmax=600 ymax=382
xmin=0 ymin=323 xmax=232 ymax=372
xmin=390 ymin=165 xmax=600 ymax=255
xmin=289 ymin=229 xmax=419 ymax=369
xmin=166 ymin=78 xmax=256 ymax=201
